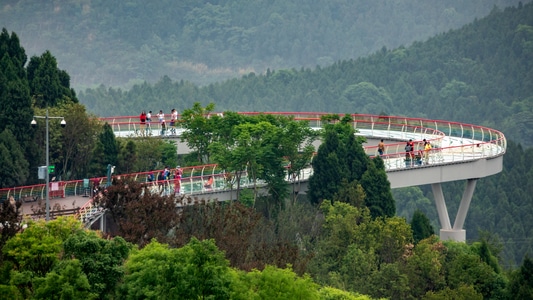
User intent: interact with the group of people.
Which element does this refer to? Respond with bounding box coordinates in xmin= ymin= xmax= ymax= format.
xmin=378 ymin=138 xmax=432 ymax=165
xmin=147 ymin=166 xmax=183 ymax=195
xmin=139 ymin=109 xmax=179 ymax=136
xmin=404 ymin=138 xmax=432 ymax=165
xmin=146 ymin=166 xmax=216 ymax=195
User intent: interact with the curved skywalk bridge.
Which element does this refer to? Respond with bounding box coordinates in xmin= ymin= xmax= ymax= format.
xmin=2 ymin=113 xmax=506 ymax=242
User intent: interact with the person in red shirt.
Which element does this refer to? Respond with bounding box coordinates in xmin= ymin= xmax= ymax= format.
xmin=174 ymin=166 xmax=182 ymax=195
xmin=204 ymin=176 xmax=213 ymax=189
xmin=139 ymin=111 xmax=147 ymax=135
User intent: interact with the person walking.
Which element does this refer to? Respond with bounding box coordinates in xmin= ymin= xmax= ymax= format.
xmin=378 ymin=139 xmax=385 ymax=156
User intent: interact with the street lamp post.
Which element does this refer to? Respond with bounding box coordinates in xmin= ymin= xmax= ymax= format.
xmin=31 ymin=109 xmax=66 ymax=221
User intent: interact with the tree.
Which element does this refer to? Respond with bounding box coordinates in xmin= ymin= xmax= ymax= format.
xmin=3 ymin=218 xmax=84 ymax=277
xmin=119 ymin=238 xmax=233 ymax=299
xmin=508 ymin=255 xmax=533 ymax=299
xmin=308 ymin=125 xmax=346 ymax=204
xmin=423 ymin=284 xmax=482 ymax=300
xmin=118 ymin=139 xmax=137 ymax=174
xmin=359 ymin=159 xmax=395 ymax=219
xmin=308 ymin=115 xmax=373 ymax=206
xmin=443 ymin=241 xmax=507 ymax=299
xmin=172 ymin=202 xmax=261 ymax=270
xmin=99 ymin=122 xmax=118 ymax=168
xmin=332 ymin=179 xmax=366 ymax=208
xmin=63 ymin=231 xmax=131 ymax=299
xmin=0 ymin=29 xmax=37 ymax=185
xmin=32 ymin=259 xmax=97 ymax=300
xmin=57 ymin=102 xmax=100 ymax=180
xmin=411 ymin=209 xmax=434 ymax=244
xmin=132 ymin=138 xmax=167 ymax=171
xmin=402 ymin=236 xmax=447 ymax=298
xmin=27 ymin=50 xmax=77 ymax=108
xmin=307 ymin=200 xmax=372 ymax=284
xmin=0 ymin=129 xmax=29 ymax=188
xmin=318 ymin=286 xmax=372 ymax=300
xmin=240 ymin=265 xmax=320 ymax=300
xmin=2 ymin=217 xmax=86 ymax=295
xmin=95 ymin=178 xmax=178 ymax=246
xmin=180 ymin=102 xmax=217 ymax=164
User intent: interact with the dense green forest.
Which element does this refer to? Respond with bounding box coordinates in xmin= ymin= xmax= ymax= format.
xmin=80 ymin=3 xmax=533 ymax=147
xmin=0 ymin=0 xmax=529 ymax=88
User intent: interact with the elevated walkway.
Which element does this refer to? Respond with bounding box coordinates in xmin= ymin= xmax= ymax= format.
xmin=2 ymin=113 xmax=506 ymax=242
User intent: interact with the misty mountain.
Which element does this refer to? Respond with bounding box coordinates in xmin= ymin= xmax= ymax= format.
xmin=1 ymin=0 xmax=529 ymax=89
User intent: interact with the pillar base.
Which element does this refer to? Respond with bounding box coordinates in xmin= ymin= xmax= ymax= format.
xmin=439 ymin=229 xmax=466 ymax=242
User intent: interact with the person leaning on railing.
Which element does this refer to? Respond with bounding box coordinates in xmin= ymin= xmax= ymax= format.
xmin=139 ymin=111 xmax=146 ymax=135
xmin=204 ymin=176 xmax=213 ymax=189
xmin=424 ymin=139 xmax=432 ymax=164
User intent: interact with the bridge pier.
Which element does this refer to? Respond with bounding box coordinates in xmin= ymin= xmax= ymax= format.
xmin=431 ymin=178 xmax=478 ymax=242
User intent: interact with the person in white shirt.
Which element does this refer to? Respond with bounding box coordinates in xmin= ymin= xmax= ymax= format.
xmin=146 ymin=111 xmax=152 ymax=128
xmin=157 ymin=110 xmax=165 ymax=135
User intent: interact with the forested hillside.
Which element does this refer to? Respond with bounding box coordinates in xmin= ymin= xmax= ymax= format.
xmin=80 ymin=3 xmax=533 ymax=147
xmin=78 ymin=3 xmax=533 ymax=267
xmin=0 ymin=0 xmax=528 ymax=88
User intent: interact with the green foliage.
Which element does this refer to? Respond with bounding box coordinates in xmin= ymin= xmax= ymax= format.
xmin=238 ymin=189 xmax=254 ymax=207
xmin=309 ymin=119 xmax=394 ymax=219
xmin=332 ymin=179 xmax=366 ymax=208
xmin=359 ymin=159 xmax=395 ymax=219
xmin=159 ymin=140 xmax=178 ymax=168
xmin=240 ymin=265 xmax=320 ymax=300
xmin=119 ymin=238 xmax=233 ymax=299
xmin=308 ymin=121 xmax=352 ymax=204
xmin=32 ymin=259 xmax=97 ymax=300
xmin=318 ymin=286 xmax=373 ymax=300
xmin=402 ymin=236 xmax=447 ymax=298
xmin=411 ymin=210 xmax=435 ymax=244
xmin=63 ymin=231 xmax=131 ymax=299
xmin=0 ymin=129 xmax=29 ymax=188
xmin=99 ymin=122 xmax=119 ymax=167
xmin=3 ymin=217 xmax=84 ymax=277
xmin=27 ymin=50 xmax=78 ymax=108
xmin=508 ymin=255 xmax=533 ymax=299
xmin=180 ymin=102 xmax=217 ymax=164
xmin=423 ymin=284 xmax=483 ymax=300
xmin=443 ymin=241 xmax=508 ymax=299
xmin=308 ymin=201 xmax=371 ymax=283
xmin=118 ymin=139 xmax=137 ymax=174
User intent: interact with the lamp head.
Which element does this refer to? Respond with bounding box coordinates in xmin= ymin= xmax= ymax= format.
xmin=60 ymin=119 xmax=66 ymax=128
xmin=31 ymin=119 xmax=37 ymax=128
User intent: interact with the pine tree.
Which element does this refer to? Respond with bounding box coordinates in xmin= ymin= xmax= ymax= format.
xmin=360 ymin=159 xmax=395 ymax=219
xmin=100 ymin=123 xmax=119 ymax=167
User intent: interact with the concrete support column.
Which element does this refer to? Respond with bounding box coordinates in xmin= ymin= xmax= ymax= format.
xmin=453 ymin=178 xmax=478 ymax=231
xmin=431 ymin=179 xmax=478 ymax=242
xmin=431 ymin=183 xmax=451 ymax=230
